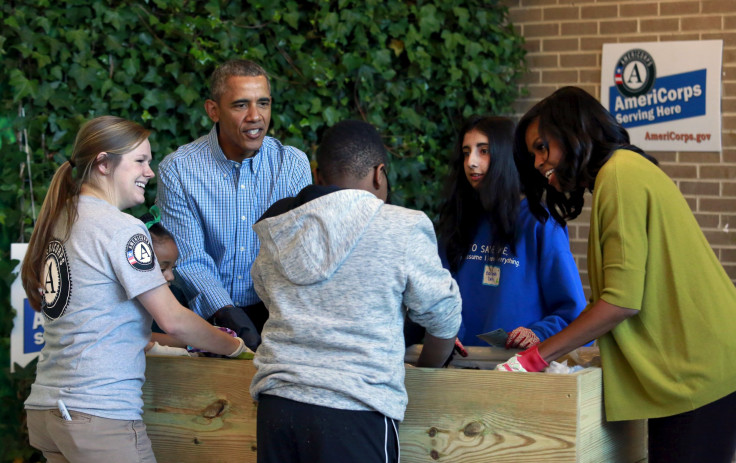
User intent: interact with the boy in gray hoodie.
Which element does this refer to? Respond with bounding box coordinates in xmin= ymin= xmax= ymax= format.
xmin=249 ymin=120 xmax=462 ymax=463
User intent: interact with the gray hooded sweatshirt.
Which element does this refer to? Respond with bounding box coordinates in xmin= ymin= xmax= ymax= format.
xmin=250 ymin=188 xmax=461 ymax=421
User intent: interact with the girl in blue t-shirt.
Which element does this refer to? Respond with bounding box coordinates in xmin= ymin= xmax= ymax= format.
xmin=436 ymin=115 xmax=586 ymax=350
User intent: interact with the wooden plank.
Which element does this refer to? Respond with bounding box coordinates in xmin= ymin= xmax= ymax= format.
xmin=401 ymin=367 xmax=580 ymax=462
xmin=142 ymin=356 xmax=258 ymax=463
xmin=142 ymin=353 xmax=647 ymax=463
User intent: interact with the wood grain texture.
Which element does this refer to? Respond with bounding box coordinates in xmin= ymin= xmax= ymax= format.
xmin=142 ymin=356 xmax=258 ymax=463
xmin=142 ymin=353 xmax=646 ymax=463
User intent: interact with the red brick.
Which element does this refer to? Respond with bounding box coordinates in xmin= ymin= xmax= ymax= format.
xmin=701 ymin=197 xmax=736 ymax=213
xmin=520 ymin=0 xmax=556 ymax=5
xmin=721 ymin=65 xmax=736 ymax=81
xmin=679 ymin=180 xmax=721 ymax=195
xmin=702 ymin=1 xmax=736 ymax=14
xmin=723 ymin=149 xmax=736 ymax=163
xmin=581 ymin=4 xmax=618 ymax=19
xmin=526 ymin=85 xmax=562 ymax=99
xmin=600 ymin=19 xmax=638 ymax=35
xmin=508 ymin=6 xmax=542 ymax=23
xmin=721 ymin=263 xmax=736 ymax=280
xmin=543 ymin=38 xmax=579 ymax=52
xmin=521 ymin=70 xmax=542 ymax=84
xmin=718 ymin=247 xmax=736 ymax=261
xmin=524 ymin=22 xmax=560 ymax=38
xmin=685 ymin=197 xmax=697 ymax=211
xmin=543 ymin=69 xmax=579 ymax=83
xmin=725 ymin=15 xmax=736 ymax=30
xmin=721 ymin=182 xmax=736 ymax=196
xmin=640 ymin=18 xmax=681 ymax=33
xmin=579 ymin=69 xmax=602 ymax=83
xmin=560 ymin=53 xmax=598 ymax=67
xmin=618 ymin=35 xmax=659 ymax=43
xmin=659 ymin=164 xmax=698 ymax=179
xmin=620 ymin=3 xmax=659 ymax=17
xmin=701 ymin=165 xmax=736 ymax=179
xmin=527 ymin=54 xmax=559 ymax=68
xmin=524 ymin=39 xmax=542 ymax=53
xmin=544 ymin=6 xmax=581 ymax=21
xmin=580 ymin=37 xmax=608 ymax=51
xmin=702 ymin=32 xmax=736 ymax=48
xmin=658 ymin=33 xmax=702 ymax=42
xmin=661 ymin=1 xmax=701 ymax=16
xmin=704 ymin=229 xmax=736 ymax=245
xmin=682 ymin=16 xmax=723 ymax=32
xmin=694 ymin=213 xmax=721 ymax=228
xmin=679 ymin=151 xmax=723 ymax=163
xmin=652 ymin=151 xmax=677 ymax=163
xmin=723 ymin=115 xmax=736 ymax=131
xmin=561 ymin=21 xmax=598 ymax=36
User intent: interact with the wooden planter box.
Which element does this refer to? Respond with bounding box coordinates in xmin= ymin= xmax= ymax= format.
xmin=142 ymin=351 xmax=646 ymax=462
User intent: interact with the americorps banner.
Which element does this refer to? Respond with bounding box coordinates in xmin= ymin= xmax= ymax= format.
xmin=10 ymin=243 xmax=45 ymax=372
xmin=601 ymin=40 xmax=722 ymax=152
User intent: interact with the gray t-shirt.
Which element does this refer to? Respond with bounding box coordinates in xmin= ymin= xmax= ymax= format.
xmin=25 ymin=195 xmax=167 ymax=420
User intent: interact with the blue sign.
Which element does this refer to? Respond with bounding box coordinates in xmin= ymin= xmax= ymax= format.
xmin=608 ymin=69 xmax=707 ymax=128
xmin=23 ymin=299 xmax=45 ymax=353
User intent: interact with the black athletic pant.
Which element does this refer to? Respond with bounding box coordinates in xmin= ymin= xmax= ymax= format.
xmin=257 ymin=394 xmax=400 ymax=463
xmin=648 ymin=389 xmax=736 ymax=463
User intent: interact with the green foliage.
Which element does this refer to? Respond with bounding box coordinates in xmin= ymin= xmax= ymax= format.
xmin=0 ymin=0 xmax=525 ymax=460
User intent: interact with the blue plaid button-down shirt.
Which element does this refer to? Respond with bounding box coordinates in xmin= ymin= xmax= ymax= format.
xmin=157 ymin=125 xmax=312 ymax=319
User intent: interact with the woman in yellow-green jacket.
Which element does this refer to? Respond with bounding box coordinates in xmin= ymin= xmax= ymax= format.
xmin=496 ymin=86 xmax=736 ymax=463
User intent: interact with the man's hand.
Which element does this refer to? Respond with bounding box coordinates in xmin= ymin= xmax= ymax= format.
xmin=495 ymin=345 xmax=548 ymax=372
xmin=209 ymin=306 xmax=262 ymax=352
xmin=505 ymin=327 xmax=540 ymax=349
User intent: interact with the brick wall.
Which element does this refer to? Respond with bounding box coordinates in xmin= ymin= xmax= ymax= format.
xmin=504 ymin=0 xmax=736 ymax=293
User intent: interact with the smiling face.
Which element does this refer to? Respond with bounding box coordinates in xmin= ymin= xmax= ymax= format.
xmin=110 ymin=139 xmax=154 ymax=210
xmin=525 ymin=118 xmax=565 ymax=192
xmin=462 ymin=129 xmax=491 ymax=190
xmin=205 ymin=75 xmax=272 ymax=162
xmin=154 ymin=238 xmax=179 ymax=285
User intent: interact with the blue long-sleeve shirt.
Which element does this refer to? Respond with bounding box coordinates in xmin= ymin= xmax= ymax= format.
xmin=441 ymin=199 xmax=586 ymax=346
xmin=157 ymin=125 xmax=312 ymax=319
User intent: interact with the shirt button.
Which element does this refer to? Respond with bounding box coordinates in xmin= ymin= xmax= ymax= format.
xmin=240 ymin=184 xmax=245 ymax=189
xmin=237 ymin=275 xmax=242 ymax=279
xmin=241 ymin=216 xmax=246 ymax=221
xmin=240 ymin=247 xmax=245 ymax=251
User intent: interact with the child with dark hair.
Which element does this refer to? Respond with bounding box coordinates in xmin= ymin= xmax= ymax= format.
xmin=498 ymin=86 xmax=736 ymax=463
xmin=250 ymin=120 xmax=461 ymax=463
xmin=436 ymin=115 xmax=586 ymax=350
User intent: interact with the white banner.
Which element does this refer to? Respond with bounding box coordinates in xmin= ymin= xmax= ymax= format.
xmin=601 ymin=40 xmax=722 ymax=152
xmin=10 ymin=243 xmax=45 ymax=372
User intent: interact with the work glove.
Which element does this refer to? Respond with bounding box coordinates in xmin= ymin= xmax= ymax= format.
xmin=505 ymin=327 xmax=540 ymax=349
xmin=442 ymin=338 xmax=469 ymax=367
xmin=209 ymin=306 xmax=262 ymax=352
xmin=495 ymin=345 xmax=549 ymax=372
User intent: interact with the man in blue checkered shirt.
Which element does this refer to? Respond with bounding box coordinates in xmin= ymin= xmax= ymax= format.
xmin=157 ymin=59 xmax=312 ymax=351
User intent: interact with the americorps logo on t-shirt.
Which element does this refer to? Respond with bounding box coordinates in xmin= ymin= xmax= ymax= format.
xmin=42 ymin=239 xmax=72 ymax=320
xmin=126 ymin=234 xmax=155 ymax=271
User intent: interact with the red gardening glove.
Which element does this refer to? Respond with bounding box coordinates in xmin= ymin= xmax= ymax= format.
xmin=505 ymin=327 xmax=540 ymax=349
xmin=495 ymin=345 xmax=549 ymax=372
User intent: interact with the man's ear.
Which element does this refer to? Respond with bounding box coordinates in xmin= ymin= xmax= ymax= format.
xmin=204 ymin=99 xmax=220 ymax=123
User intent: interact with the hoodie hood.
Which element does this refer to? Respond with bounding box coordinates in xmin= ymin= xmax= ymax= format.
xmin=253 ymin=189 xmax=383 ymax=285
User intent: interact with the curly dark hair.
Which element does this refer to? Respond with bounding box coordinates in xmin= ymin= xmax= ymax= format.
xmin=513 ymin=86 xmax=657 ymax=225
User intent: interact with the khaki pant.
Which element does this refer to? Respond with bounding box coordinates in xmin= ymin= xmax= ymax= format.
xmin=27 ymin=409 xmax=156 ymax=463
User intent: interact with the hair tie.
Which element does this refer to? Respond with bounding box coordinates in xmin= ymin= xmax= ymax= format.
xmin=69 ymin=159 xmax=76 ymax=168
xmin=144 ymin=205 xmax=161 ymax=229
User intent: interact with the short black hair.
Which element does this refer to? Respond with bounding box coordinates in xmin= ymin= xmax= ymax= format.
xmin=316 ymin=120 xmax=388 ymax=183
xmin=210 ymin=59 xmax=270 ymax=102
